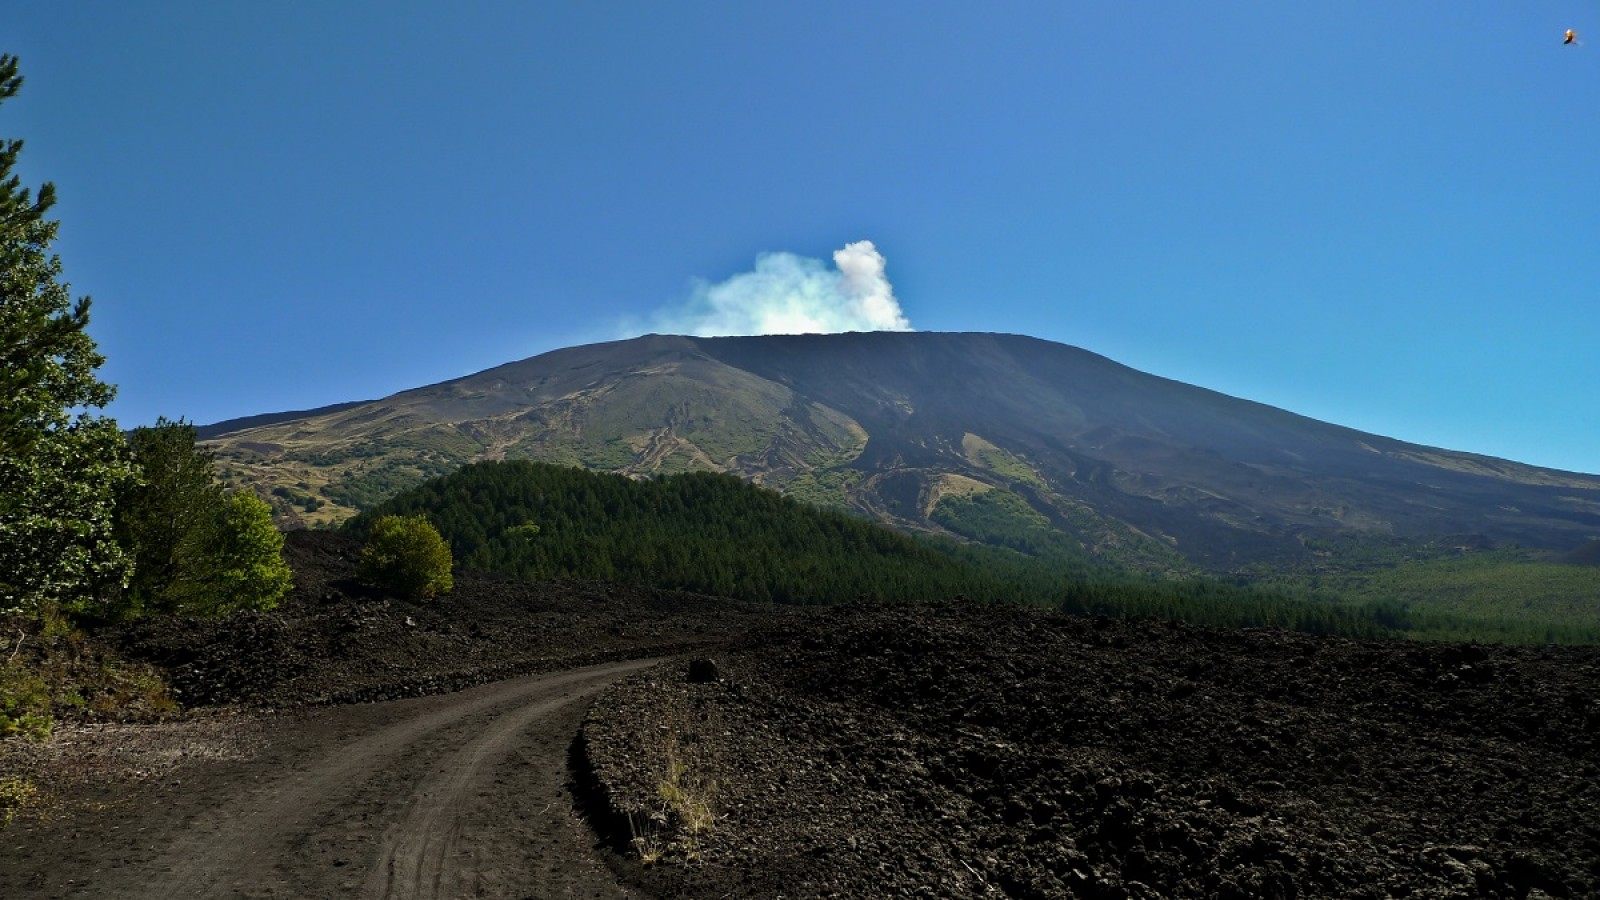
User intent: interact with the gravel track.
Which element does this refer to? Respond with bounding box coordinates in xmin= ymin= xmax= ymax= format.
xmin=4 ymin=660 xmax=655 ymax=899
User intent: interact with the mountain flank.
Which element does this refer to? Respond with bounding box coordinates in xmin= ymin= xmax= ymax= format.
xmin=205 ymin=331 xmax=1600 ymax=572
xmin=193 ymin=399 xmax=372 ymax=440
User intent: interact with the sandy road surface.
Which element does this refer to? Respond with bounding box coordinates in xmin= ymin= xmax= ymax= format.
xmin=5 ymin=660 xmax=656 ymax=899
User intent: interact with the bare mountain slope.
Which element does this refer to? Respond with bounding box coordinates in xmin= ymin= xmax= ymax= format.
xmin=206 ymin=332 xmax=1600 ymax=571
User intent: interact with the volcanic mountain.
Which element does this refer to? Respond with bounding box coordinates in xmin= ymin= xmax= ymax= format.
xmin=205 ymin=332 xmax=1600 ymax=572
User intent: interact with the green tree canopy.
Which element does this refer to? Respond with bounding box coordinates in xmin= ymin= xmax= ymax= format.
xmin=0 ymin=55 xmax=134 ymax=615
xmin=206 ymin=490 xmax=293 ymax=616
xmin=358 ymin=515 xmax=454 ymax=600
xmin=116 ymin=418 xmax=224 ymax=614
xmin=115 ymin=418 xmax=292 ymax=617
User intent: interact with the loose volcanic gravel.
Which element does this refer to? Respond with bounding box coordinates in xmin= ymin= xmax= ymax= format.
xmin=583 ymin=601 xmax=1600 ymax=899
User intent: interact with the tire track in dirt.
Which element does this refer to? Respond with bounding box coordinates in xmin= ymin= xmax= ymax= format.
xmin=113 ymin=659 xmax=655 ymax=899
xmin=360 ymin=670 xmax=636 ymax=899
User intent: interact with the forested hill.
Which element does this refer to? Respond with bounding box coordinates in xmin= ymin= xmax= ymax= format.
xmin=347 ymin=461 xmax=1422 ymax=640
xmin=347 ymin=460 xmax=1023 ymax=605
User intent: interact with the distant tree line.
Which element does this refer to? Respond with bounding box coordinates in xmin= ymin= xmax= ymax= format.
xmin=1055 ymin=576 xmax=1397 ymax=638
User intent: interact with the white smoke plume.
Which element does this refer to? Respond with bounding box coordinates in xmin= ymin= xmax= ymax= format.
xmin=641 ymin=240 xmax=914 ymax=336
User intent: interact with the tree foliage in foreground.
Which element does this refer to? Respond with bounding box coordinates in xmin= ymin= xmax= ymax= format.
xmin=112 ymin=419 xmax=292 ymax=618
xmin=0 ymin=55 xmax=134 ymax=615
xmin=116 ymin=419 xmax=225 ymax=613
xmin=204 ymin=490 xmax=294 ymax=615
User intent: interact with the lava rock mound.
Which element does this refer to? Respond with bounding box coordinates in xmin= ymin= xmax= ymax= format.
xmin=585 ymin=602 xmax=1600 ymax=899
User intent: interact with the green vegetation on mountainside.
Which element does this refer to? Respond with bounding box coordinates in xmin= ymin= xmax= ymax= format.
xmin=348 ymin=461 xmax=1449 ymax=641
xmin=1233 ymin=533 xmax=1600 ymax=644
xmin=208 ymin=350 xmax=874 ymax=527
xmin=932 ymin=488 xmax=1058 ymax=554
xmin=931 ymin=484 xmax=1191 ymax=575
xmin=1301 ymin=550 xmax=1599 ymax=644
xmin=348 ymin=461 xmax=1025 ymax=605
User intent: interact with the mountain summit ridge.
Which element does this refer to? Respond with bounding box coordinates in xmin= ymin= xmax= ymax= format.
xmin=205 ymin=331 xmax=1600 ymax=570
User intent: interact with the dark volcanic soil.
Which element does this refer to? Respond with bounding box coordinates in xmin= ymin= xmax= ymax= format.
xmin=9 ymin=532 xmax=1600 ymax=898
xmin=584 ymin=603 xmax=1600 ymax=899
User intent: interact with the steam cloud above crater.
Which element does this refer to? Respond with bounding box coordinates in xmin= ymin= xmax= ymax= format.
xmin=640 ymin=240 xmax=914 ymax=337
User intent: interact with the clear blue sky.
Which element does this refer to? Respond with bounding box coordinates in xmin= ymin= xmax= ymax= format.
xmin=9 ymin=3 xmax=1599 ymax=474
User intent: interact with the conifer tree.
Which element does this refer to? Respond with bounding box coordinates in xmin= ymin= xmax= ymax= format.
xmin=116 ymin=418 xmax=225 ymax=614
xmin=0 ymin=55 xmax=134 ymax=615
xmin=116 ymin=419 xmax=293 ymax=617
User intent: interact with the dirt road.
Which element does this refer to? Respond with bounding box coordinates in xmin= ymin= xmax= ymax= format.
xmin=5 ymin=659 xmax=656 ymax=899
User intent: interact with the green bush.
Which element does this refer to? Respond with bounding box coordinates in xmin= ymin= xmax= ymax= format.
xmin=1 ymin=775 xmax=40 ymax=827
xmin=0 ymin=611 xmax=179 ymax=758
xmin=206 ymin=491 xmax=294 ymax=615
xmin=0 ymin=660 xmax=53 ymax=740
xmin=358 ymin=515 xmax=453 ymax=599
